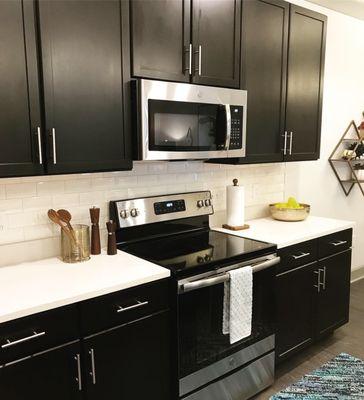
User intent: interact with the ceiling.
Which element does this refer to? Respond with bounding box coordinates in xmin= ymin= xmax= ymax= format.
xmin=307 ymin=0 xmax=364 ymax=20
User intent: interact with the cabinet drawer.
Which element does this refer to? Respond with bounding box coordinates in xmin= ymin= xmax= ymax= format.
xmin=277 ymin=240 xmax=317 ymax=274
xmin=0 ymin=305 xmax=79 ymax=364
xmin=318 ymin=229 xmax=352 ymax=259
xmin=79 ymin=279 xmax=170 ymax=336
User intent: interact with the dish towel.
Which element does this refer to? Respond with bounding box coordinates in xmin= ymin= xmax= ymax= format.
xmin=223 ymin=266 xmax=253 ymax=344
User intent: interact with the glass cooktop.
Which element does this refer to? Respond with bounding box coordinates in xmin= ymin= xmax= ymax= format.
xmin=119 ymin=229 xmax=276 ymax=277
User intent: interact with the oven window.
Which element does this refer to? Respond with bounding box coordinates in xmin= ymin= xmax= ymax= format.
xmin=148 ymin=100 xmax=226 ymax=151
xmin=178 ymin=268 xmax=275 ymax=378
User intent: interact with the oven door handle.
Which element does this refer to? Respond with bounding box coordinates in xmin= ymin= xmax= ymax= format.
xmin=180 ymin=256 xmax=280 ymax=293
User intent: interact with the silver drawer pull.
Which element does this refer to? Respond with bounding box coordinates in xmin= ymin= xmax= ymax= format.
xmin=1 ymin=330 xmax=46 ymax=349
xmin=330 ymin=240 xmax=347 ymax=246
xmin=89 ymin=348 xmax=97 ymax=385
xmin=292 ymin=252 xmax=310 ymax=260
xmin=116 ymin=300 xmax=149 ymax=313
xmin=75 ymin=354 xmax=82 ymax=391
xmin=319 ymin=267 xmax=326 ymax=290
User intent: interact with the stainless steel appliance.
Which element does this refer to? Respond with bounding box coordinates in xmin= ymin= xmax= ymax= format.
xmin=110 ymin=191 xmax=279 ymax=400
xmin=132 ymin=79 xmax=247 ymax=160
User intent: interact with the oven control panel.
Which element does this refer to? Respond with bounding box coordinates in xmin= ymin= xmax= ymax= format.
xmin=229 ymin=105 xmax=243 ymax=150
xmin=112 ymin=191 xmax=213 ymax=228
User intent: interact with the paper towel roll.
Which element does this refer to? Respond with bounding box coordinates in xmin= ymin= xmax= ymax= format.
xmin=226 ymin=179 xmax=245 ymax=227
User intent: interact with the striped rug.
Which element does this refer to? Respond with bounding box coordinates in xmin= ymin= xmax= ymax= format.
xmin=271 ymin=353 xmax=364 ymax=399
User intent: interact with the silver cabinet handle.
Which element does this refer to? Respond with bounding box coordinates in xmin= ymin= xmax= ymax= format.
xmin=116 ymin=300 xmax=149 ymax=313
xmin=225 ymin=104 xmax=231 ymax=150
xmin=89 ymin=348 xmax=97 ymax=385
xmin=314 ymin=270 xmax=321 ymax=293
xmin=289 ymin=131 xmax=293 ymax=155
xmin=330 ymin=240 xmax=347 ymax=247
xmin=282 ymin=131 xmax=287 ymax=155
xmin=194 ymin=45 xmax=202 ymax=76
xmin=51 ymin=128 xmax=57 ymax=164
xmin=36 ymin=127 xmax=43 ymax=165
xmin=1 ymin=330 xmax=46 ymax=349
xmin=184 ymin=44 xmax=192 ymax=75
xmin=75 ymin=354 xmax=82 ymax=391
xmin=319 ymin=267 xmax=326 ymax=290
xmin=292 ymin=252 xmax=310 ymax=260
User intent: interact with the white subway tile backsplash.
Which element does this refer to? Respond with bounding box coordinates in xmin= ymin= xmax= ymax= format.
xmin=0 ymin=161 xmax=285 ymax=264
xmin=6 ymin=183 xmax=36 ymax=199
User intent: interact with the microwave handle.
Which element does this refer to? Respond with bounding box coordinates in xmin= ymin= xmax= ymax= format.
xmin=224 ymin=104 xmax=231 ymax=150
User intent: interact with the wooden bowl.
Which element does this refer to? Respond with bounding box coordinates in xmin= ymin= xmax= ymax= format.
xmin=269 ymin=203 xmax=310 ymax=222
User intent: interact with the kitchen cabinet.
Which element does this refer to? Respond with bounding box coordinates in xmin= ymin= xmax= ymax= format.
xmin=212 ymin=0 xmax=327 ymax=165
xmin=316 ymin=250 xmax=351 ymax=337
xmin=276 ymin=262 xmax=316 ymax=361
xmin=83 ymin=312 xmax=171 ymax=400
xmin=0 ymin=341 xmax=82 ymax=400
xmin=130 ymin=0 xmax=191 ymax=83
xmin=0 ymin=0 xmax=43 ymax=177
xmin=130 ymin=0 xmax=241 ymax=88
xmin=285 ymin=5 xmax=327 ymax=161
xmin=276 ymin=230 xmax=352 ymax=362
xmin=38 ymin=0 xmax=131 ymax=174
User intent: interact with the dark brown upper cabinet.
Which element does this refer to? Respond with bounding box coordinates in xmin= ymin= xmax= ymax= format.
xmin=285 ymin=5 xmax=327 ymax=161
xmin=130 ymin=0 xmax=191 ymax=83
xmin=0 ymin=0 xmax=43 ymax=177
xmin=38 ymin=0 xmax=131 ymax=175
xmin=130 ymin=0 xmax=241 ymax=88
xmin=241 ymin=0 xmax=289 ymax=164
xmin=211 ymin=0 xmax=326 ymax=165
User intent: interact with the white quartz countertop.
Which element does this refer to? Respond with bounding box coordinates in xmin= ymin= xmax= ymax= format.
xmin=0 ymin=250 xmax=170 ymax=324
xmin=214 ymin=216 xmax=355 ymax=249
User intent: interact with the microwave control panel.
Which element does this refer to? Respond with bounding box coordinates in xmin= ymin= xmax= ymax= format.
xmin=229 ymin=105 xmax=243 ymax=150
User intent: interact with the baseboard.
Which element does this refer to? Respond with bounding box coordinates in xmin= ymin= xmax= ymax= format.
xmin=351 ymin=266 xmax=364 ymax=283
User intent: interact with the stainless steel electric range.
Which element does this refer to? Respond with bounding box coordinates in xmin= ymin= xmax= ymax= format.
xmin=110 ymin=191 xmax=279 ymax=400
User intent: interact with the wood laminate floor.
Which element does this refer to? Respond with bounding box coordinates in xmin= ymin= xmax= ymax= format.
xmin=254 ymin=278 xmax=364 ymax=399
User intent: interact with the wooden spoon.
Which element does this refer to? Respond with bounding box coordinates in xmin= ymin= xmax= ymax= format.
xmin=57 ymin=209 xmax=76 ymax=239
xmin=47 ymin=209 xmax=75 ymax=243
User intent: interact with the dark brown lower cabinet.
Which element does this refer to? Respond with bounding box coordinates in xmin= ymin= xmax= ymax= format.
xmin=276 ymin=262 xmax=316 ymax=361
xmin=83 ymin=311 xmax=171 ymax=400
xmin=0 ymin=341 xmax=82 ymax=400
xmin=316 ymin=250 xmax=351 ymax=337
xmin=276 ymin=234 xmax=352 ymax=363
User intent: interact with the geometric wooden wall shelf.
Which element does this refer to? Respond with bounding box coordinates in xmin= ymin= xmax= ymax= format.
xmin=329 ymin=113 xmax=364 ymax=196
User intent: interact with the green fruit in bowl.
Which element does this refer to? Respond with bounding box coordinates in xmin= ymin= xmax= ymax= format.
xmin=274 ymin=197 xmax=304 ymax=210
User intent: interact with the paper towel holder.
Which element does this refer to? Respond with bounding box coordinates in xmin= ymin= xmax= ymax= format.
xmin=222 ymin=178 xmax=250 ymax=231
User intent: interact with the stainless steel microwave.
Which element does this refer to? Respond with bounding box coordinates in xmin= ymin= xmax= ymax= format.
xmin=132 ymin=79 xmax=247 ymax=161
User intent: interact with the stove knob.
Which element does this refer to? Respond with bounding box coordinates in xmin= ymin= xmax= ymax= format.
xmin=204 ymin=199 xmax=212 ymax=207
xmin=197 ymin=256 xmax=205 ymax=264
xmin=120 ymin=210 xmax=128 ymax=219
xmin=130 ymin=208 xmax=138 ymax=217
xmin=204 ymin=254 xmax=211 ymax=262
xmin=197 ymin=200 xmax=204 ymax=208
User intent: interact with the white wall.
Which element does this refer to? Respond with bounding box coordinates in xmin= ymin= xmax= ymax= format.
xmin=0 ymin=162 xmax=285 ymax=267
xmin=286 ymin=0 xmax=364 ymax=270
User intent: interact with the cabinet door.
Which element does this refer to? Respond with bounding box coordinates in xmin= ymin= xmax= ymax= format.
xmin=276 ymin=262 xmax=317 ymax=362
xmin=84 ymin=312 xmax=171 ymax=400
xmin=0 ymin=342 xmax=82 ymax=400
xmin=131 ymin=0 xmax=191 ymax=82
xmin=285 ymin=5 xmax=327 ymax=161
xmin=316 ymin=250 xmax=351 ymax=336
xmin=0 ymin=0 xmax=43 ymax=177
xmin=39 ymin=0 xmax=131 ymax=174
xmin=192 ymin=0 xmax=241 ymax=88
xmin=241 ymin=0 xmax=288 ymax=164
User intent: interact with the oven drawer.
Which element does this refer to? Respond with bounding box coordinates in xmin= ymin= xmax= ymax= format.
xmin=183 ymin=351 xmax=275 ymax=400
xmin=277 ymin=239 xmax=317 ymax=274
xmin=0 ymin=305 xmax=79 ymax=364
xmin=79 ymin=279 xmax=170 ymax=335
xmin=318 ymin=229 xmax=352 ymax=259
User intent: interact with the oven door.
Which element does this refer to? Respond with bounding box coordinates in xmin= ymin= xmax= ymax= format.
xmin=136 ymin=79 xmax=247 ymax=160
xmin=177 ymin=256 xmax=279 ymax=397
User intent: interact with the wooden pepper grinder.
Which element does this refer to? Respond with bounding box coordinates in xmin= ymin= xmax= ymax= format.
xmin=106 ymin=220 xmax=117 ymax=255
xmin=89 ymin=206 xmax=101 ymax=255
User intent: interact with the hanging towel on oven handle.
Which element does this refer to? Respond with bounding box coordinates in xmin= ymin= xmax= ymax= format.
xmin=223 ymin=265 xmax=253 ymax=344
